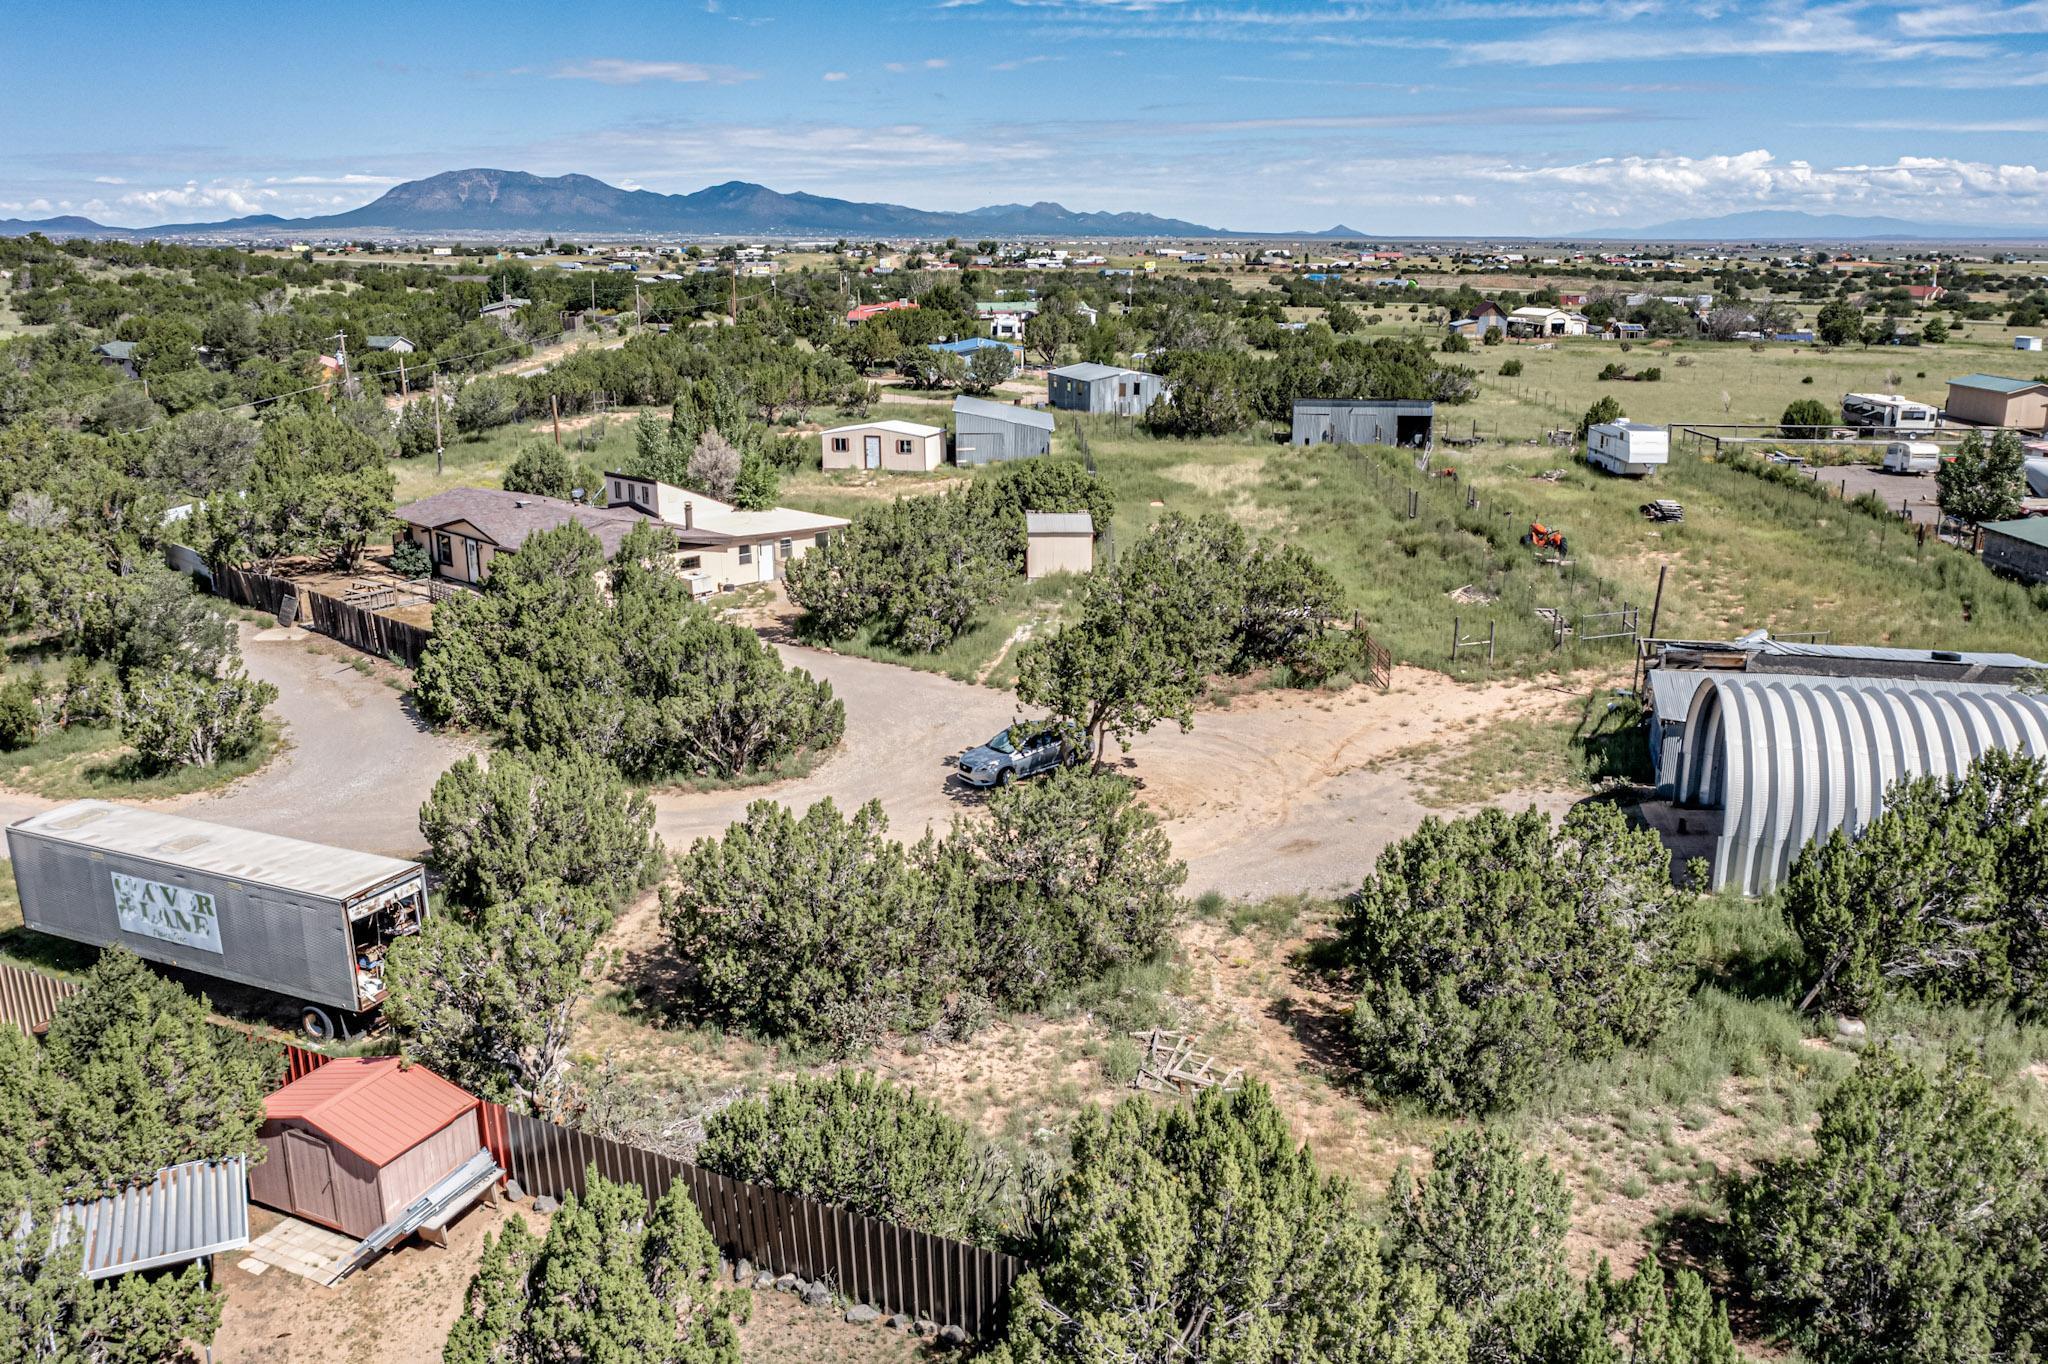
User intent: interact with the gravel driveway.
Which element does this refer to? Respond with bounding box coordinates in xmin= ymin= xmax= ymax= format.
xmin=2 ymin=631 xmax=1573 ymax=901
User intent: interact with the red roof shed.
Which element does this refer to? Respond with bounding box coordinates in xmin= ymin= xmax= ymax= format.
xmin=250 ymin=1058 xmax=485 ymax=1238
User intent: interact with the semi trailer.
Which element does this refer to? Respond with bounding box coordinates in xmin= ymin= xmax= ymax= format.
xmin=6 ymin=801 xmax=427 ymax=1040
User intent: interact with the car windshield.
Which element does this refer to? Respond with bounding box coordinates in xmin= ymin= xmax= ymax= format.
xmin=985 ymin=731 xmax=1017 ymax=754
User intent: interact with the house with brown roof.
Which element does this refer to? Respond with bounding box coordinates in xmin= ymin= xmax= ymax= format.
xmin=392 ymin=480 xmax=848 ymax=594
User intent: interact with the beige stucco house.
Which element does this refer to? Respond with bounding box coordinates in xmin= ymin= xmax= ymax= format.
xmin=819 ymin=420 xmax=946 ymax=472
xmin=393 ymin=478 xmax=848 ymax=595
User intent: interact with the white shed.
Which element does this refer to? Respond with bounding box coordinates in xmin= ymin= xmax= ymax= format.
xmin=2018 ymin=336 xmax=2044 ymax=353
xmin=1025 ymin=512 xmax=1094 ymax=580
xmin=820 ymin=420 xmax=946 ymax=473
xmin=1585 ymin=420 xmax=1669 ymax=477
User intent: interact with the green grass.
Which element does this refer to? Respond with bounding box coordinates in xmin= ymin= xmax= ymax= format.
xmin=1399 ymin=689 xmax=1652 ymax=808
xmin=816 ymin=571 xmax=1084 ymax=687
xmin=0 ymin=721 xmax=281 ymax=800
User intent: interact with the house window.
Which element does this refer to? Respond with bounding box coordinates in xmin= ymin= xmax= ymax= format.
xmin=680 ymin=555 xmax=701 ymax=570
xmin=896 ymin=439 xmax=912 ymax=454
xmin=738 ymin=544 xmax=753 ymax=565
xmin=608 ymin=480 xmax=622 ymax=502
xmin=434 ymin=532 xmax=452 ymax=566
xmin=831 ymin=437 xmax=849 ymax=452
xmin=814 ymin=532 xmax=829 ymax=547
xmin=779 ymin=538 xmax=793 ymax=558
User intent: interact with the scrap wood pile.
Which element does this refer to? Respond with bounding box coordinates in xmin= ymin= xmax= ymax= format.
xmin=1641 ymin=499 xmax=1685 ymax=522
xmin=1129 ymin=1029 xmax=1242 ymax=1098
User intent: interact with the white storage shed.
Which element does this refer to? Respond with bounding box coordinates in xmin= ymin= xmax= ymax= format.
xmin=1585 ymin=419 xmax=1669 ymax=477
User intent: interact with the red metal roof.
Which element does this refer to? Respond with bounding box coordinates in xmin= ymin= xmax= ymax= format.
xmin=265 ymin=1058 xmax=480 ymax=1167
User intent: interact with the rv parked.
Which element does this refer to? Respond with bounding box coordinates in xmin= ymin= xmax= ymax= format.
xmin=6 ymin=802 xmax=427 ymax=1040
xmin=1882 ymin=441 xmax=1942 ymax=474
xmin=1840 ymin=392 xmax=1938 ymax=432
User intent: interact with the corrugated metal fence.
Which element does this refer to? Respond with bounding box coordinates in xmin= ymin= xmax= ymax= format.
xmin=269 ymin=1037 xmax=1025 ymax=1332
xmin=0 ymin=959 xmax=80 ymax=1032
xmin=212 ymin=565 xmax=433 ymax=670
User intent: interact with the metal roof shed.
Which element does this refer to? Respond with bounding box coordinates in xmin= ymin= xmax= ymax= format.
xmin=251 ymin=1058 xmax=487 ymax=1239
xmin=953 ymin=396 xmax=1055 ymax=466
xmin=54 ymin=1156 xmax=250 ymax=1280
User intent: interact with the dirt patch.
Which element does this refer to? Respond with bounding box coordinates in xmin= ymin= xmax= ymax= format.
xmin=742 ymin=1290 xmax=933 ymax=1362
xmin=214 ymin=1202 xmax=531 ymax=1364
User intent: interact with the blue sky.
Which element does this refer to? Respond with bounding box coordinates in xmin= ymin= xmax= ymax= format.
xmin=4 ymin=0 xmax=2047 ymax=232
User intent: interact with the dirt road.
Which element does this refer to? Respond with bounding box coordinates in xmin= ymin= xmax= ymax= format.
xmin=652 ymin=647 xmax=1575 ymax=899
xmin=0 ymin=625 xmax=476 ymax=858
xmin=0 ymin=630 xmax=1571 ymax=899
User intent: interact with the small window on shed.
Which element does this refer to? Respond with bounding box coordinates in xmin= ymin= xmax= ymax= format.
xmin=738 ymin=544 xmax=753 ymax=565
xmin=896 ymin=439 xmax=912 ymax=454
xmin=831 ymin=437 xmax=849 ymax=452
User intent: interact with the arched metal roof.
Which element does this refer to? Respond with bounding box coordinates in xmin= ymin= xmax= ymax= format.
xmin=1674 ymin=674 xmax=2048 ymax=894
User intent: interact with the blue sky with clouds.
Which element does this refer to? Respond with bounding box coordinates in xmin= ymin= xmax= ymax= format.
xmin=4 ymin=0 xmax=2046 ymax=232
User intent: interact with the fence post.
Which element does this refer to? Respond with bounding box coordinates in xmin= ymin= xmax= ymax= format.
xmin=1450 ymin=616 xmax=1459 ymax=662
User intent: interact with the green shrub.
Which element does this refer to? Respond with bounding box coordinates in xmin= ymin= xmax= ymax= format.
xmin=1338 ymin=803 xmax=1698 ymax=1114
xmin=1729 ymin=1050 xmax=2048 ymax=1364
xmin=1498 ymin=359 xmax=1524 ymax=377
xmin=0 ymin=676 xmax=44 ymax=750
xmin=120 ymin=662 xmax=275 ymax=772
xmin=697 ymin=1071 xmax=1004 ymax=1241
xmin=389 ymin=539 xmax=432 ymax=579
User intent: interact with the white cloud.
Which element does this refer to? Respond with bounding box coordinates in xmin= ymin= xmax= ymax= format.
xmin=1895 ymin=0 xmax=2048 ymax=36
xmin=822 ymin=70 xmax=849 ymax=80
xmin=91 ymin=175 xmax=126 ymax=185
xmin=115 ymin=181 xmax=281 ymax=218
xmin=550 ymin=58 xmax=759 ymax=85
xmin=883 ymin=57 xmax=951 ymax=72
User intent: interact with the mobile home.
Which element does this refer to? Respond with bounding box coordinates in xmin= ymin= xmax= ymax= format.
xmin=1584 ymin=419 xmax=1670 ymax=477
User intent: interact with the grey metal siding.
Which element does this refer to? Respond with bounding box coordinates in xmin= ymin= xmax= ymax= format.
xmin=3 ymin=828 xmax=415 ymax=1010
xmin=1291 ymin=399 xmax=1435 ymax=448
xmin=954 ymin=413 xmax=1050 ymax=465
xmin=59 ymin=1156 xmax=251 ymax=1279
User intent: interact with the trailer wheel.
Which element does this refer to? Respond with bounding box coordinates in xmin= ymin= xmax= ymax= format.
xmin=300 ymin=1005 xmax=337 ymax=1043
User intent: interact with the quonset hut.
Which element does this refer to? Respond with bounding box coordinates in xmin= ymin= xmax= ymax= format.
xmin=1671 ymin=673 xmax=2048 ymax=894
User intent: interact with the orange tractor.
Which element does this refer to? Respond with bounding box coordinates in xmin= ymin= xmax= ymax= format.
xmin=1521 ymin=522 xmax=1569 ymax=557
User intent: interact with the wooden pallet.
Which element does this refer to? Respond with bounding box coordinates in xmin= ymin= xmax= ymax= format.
xmin=1130 ymin=1029 xmax=1242 ymax=1097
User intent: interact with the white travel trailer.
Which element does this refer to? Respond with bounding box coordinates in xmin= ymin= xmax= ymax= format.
xmin=1585 ymin=419 xmax=1670 ymax=477
xmin=1840 ymin=392 xmax=1938 ymax=432
xmin=1882 ymin=440 xmax=1942 ymax=474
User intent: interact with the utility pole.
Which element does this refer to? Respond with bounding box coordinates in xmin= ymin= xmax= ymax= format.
xmin=330 ymin=332 xmax=351 ymax=398
xmin=431 ymin=371 xmax=444 ymax=479
xmin=730 ymin=265 xmax=738 ymax=323
xmin=397 ymin=353 xmax=409 ymax=399
xmin=551 ymin=394 xmax=562 ymax=448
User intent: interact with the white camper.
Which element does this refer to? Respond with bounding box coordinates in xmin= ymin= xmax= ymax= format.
xmin=1840 ymin=392 xmax=1938 ymax=432
xmin=1882 ymin=441 xmax=1941 ymax=474
xmin=1585 ymin=419 xmax=1670 ymax=478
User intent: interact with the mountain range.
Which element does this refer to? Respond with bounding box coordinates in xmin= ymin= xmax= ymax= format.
xmin=0 ymin=168 xmax=1357 ymax=241
xmin=1573 ymin=209 xmax=2048 ymax=242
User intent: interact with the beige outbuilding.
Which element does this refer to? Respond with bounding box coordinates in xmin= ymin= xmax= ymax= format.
xmin=1944 ymin=374 xmax=2048 ymax=430
xmin=820 ymin=420 xmax=946 ymax=472
xmin=1025 ymin=511 xmax=1094 ymax=580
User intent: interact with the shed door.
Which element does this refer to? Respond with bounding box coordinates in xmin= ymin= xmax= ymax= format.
xmin=863 ymin=435 xmax=881 ymax=469
xmin=284 ymin=1128 xmax=338 ymax=1228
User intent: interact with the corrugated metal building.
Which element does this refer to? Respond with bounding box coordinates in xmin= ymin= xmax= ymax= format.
xmin=1046 ymin=363 xmax=1170 ymax=417
xmin=1290 ymin=398 xmax=1435 ymax=450
xmin=953 ymin=396 xmax=1055 ymax=466
xmin=55 ymin=1156 xmax=251 ymax=1280
xmin=1943 ymin=373 xmax=2048 ymax=429
xmin=1672 ymin=674 xmax=2048 ymax=894
xmin=1643 ymin=634 xmax=2048 ymax=796
xmin=1980 ymin=517 xmax=2048 ymax=586
xmin=251 ymin=1058 xmax=487 ymax=1239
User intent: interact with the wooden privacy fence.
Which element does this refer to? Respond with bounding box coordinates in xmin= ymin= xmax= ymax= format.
xmin=268 ymin=1035 xmax=1022 ymax=1335
xmin=212 ymin=564 xmax=432 ymax=669
xmin=0 ymin=959 xmax=81 ymax=1033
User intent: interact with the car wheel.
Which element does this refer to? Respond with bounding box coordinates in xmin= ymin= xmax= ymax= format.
xmin=300 ymin=1005 xmax=336 ymax=1043
xmin=997 ymin=767 xmax=1017 ymax=787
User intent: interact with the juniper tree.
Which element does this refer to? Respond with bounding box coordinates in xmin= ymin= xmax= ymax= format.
xmin=444 ymin=1170 xmax=742 ymax=1364
xmin=1729 ymin=1050 xmax=2048 ymax=1364
xmin=419 ymin=748 xmax=659 ymax=910
xmin=985 ymin=1082 xmax=1467 ymax=1364
xmin=1340 ymin=803 xmax=1697 ymax=1114
xmin=696 ymin=1071 xmax=1005 ymax=1241
xmin=384 ymin=881 xmax=608 ymax=1120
